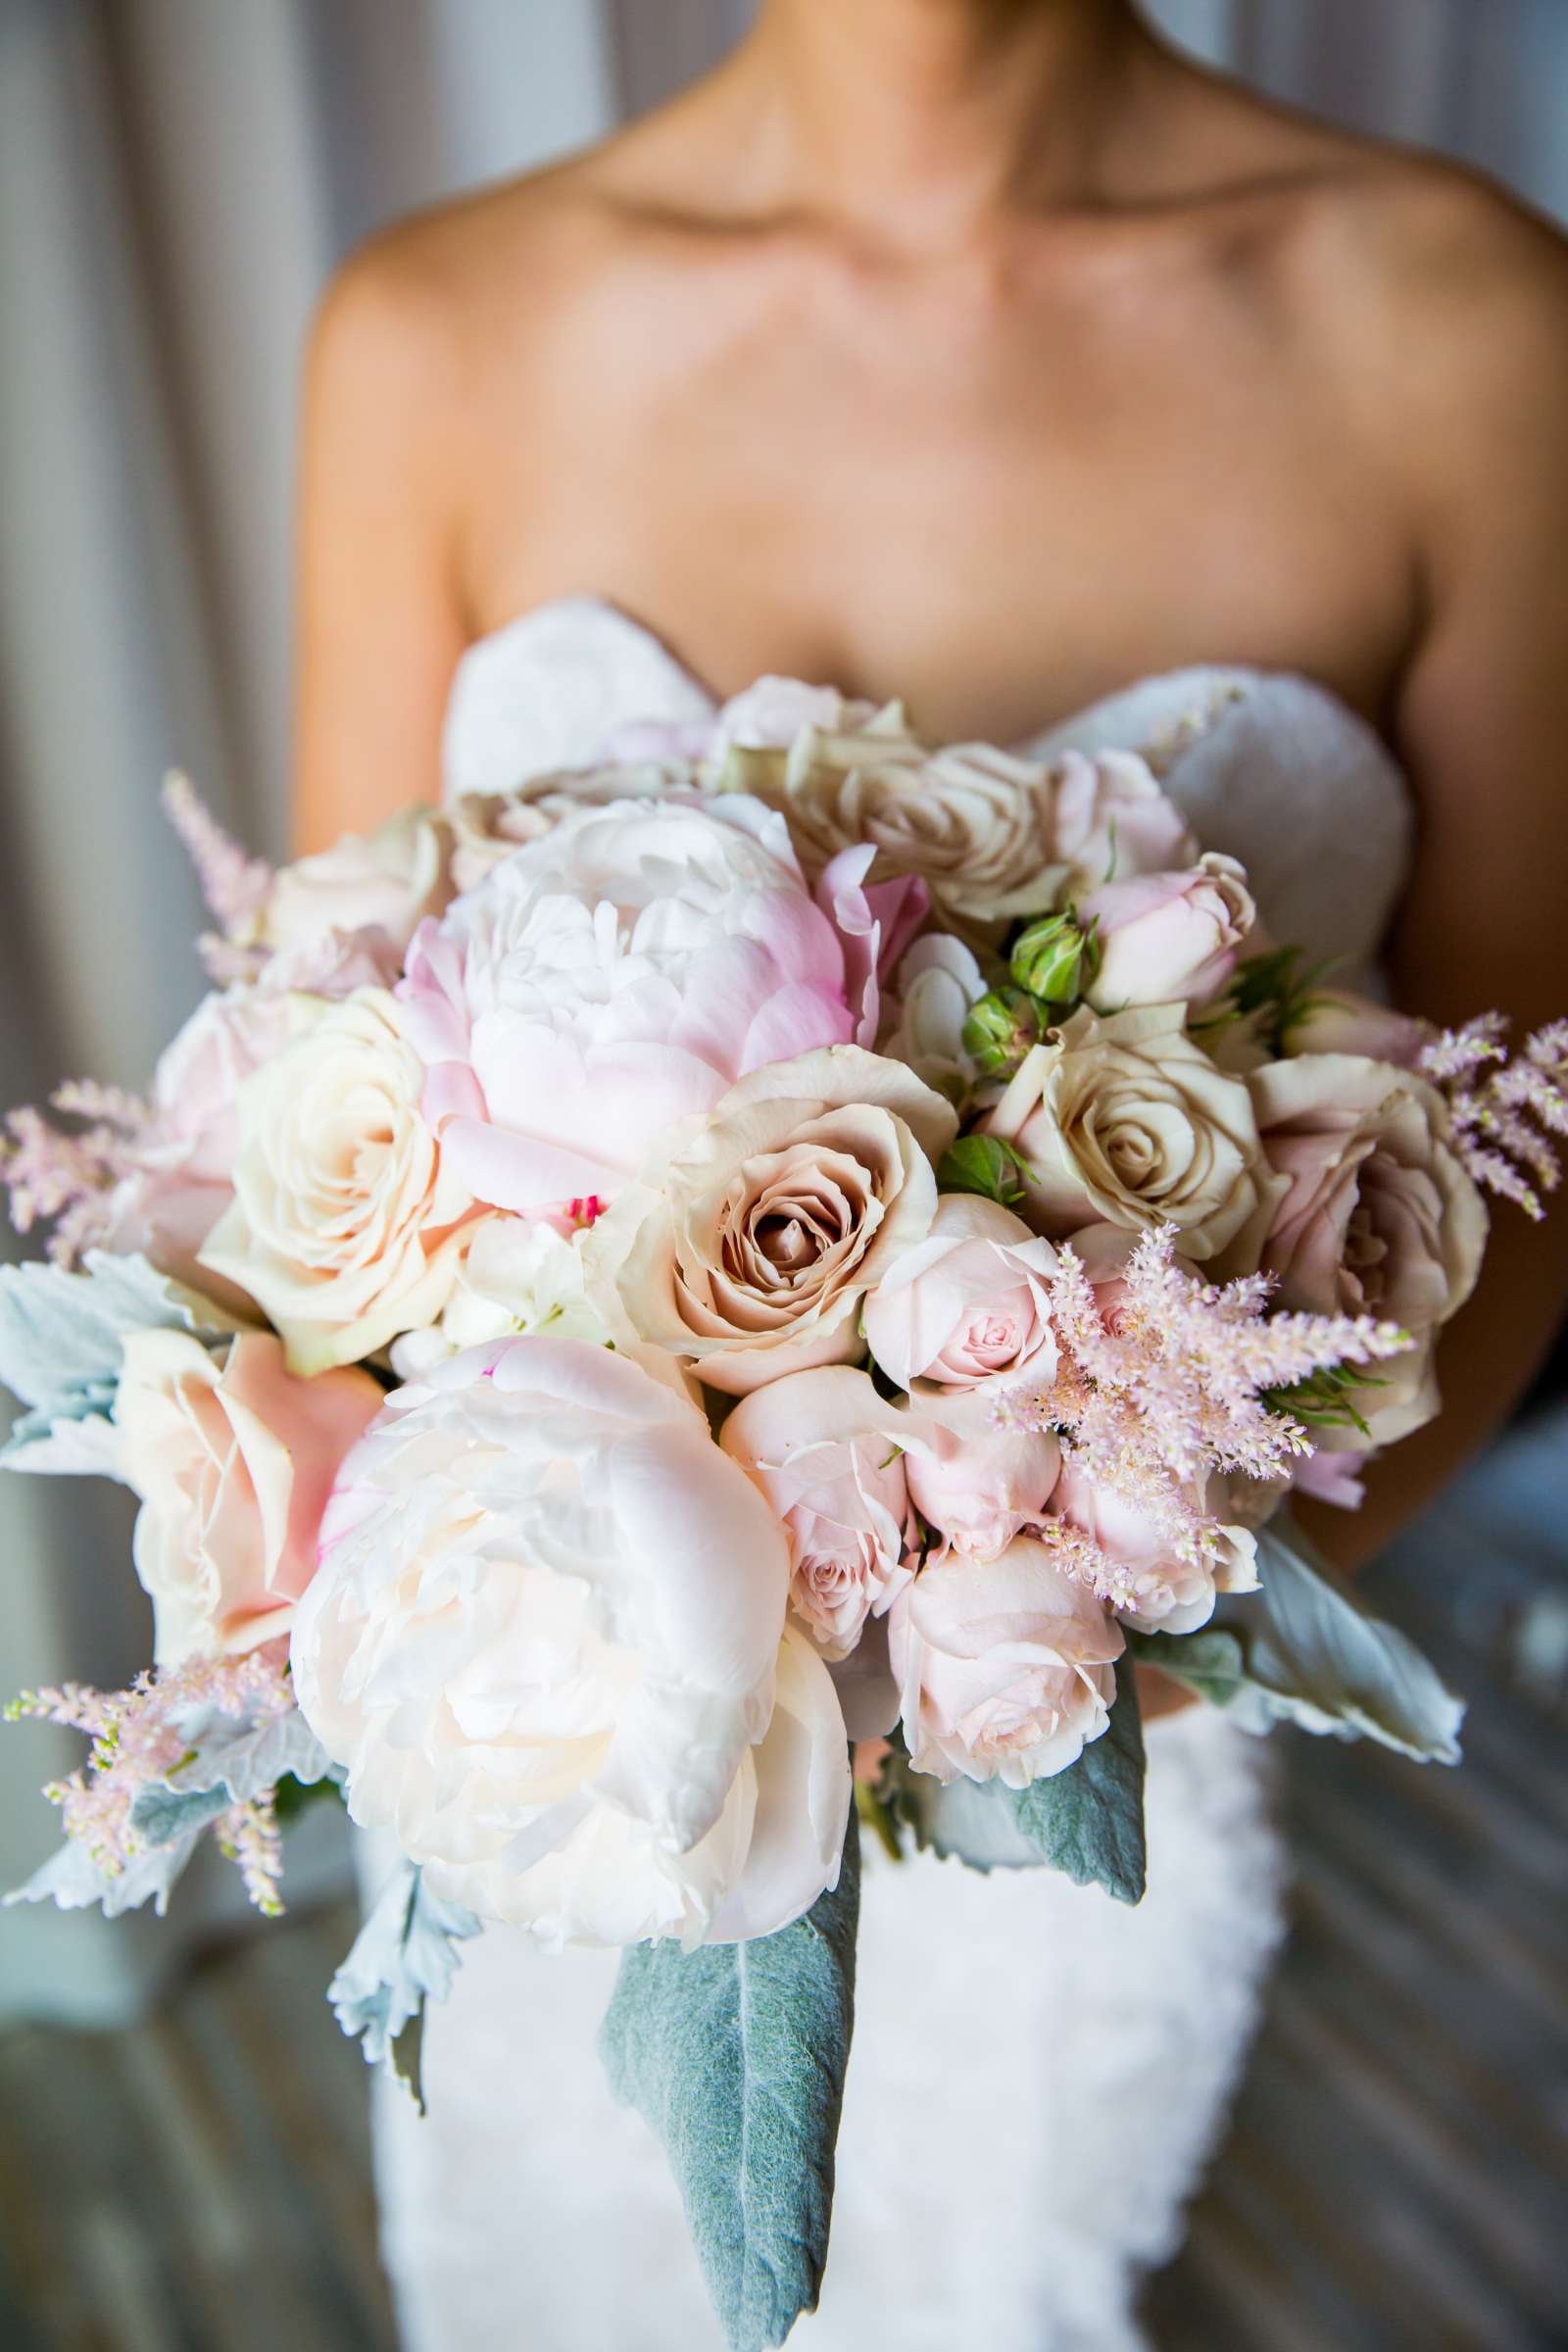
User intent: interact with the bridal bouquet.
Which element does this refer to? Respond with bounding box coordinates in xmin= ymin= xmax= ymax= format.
xmin=5 ymin=683 xmax=1565 ymax=2348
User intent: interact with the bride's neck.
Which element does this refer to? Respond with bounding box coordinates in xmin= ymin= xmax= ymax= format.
xmin=739 ymin=0 xmax=1152 ymax=243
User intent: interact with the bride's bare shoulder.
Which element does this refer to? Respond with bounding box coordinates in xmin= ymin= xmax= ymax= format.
xmin=302 ymin=96 xmax=722 ymax=383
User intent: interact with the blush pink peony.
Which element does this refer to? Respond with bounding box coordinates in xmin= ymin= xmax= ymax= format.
xmin=396 ymin=796 xmax=857 ymax=1219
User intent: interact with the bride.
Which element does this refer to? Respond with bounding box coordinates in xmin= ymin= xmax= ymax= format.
xmin=294 ymin=4 xmax=1568 ymax=2344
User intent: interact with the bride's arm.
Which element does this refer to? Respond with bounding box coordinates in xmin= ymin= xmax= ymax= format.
xmin=293 ymin=243 xmax=468 ymax=855
xmin=1300 ymin=194 xmax=1568 ymax=1574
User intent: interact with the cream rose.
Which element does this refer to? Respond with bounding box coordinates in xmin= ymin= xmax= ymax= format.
xmin=726 ymin=714 xmax=1063 ymax=941
xmin=1242 ymin=1053 xmax=1488 ymax=1441
xmin=115 ymin=1329 xmax=381 ymax=1667
xmin=861 ymin=1194 xmax=1058 ymax=1399
xmin=292 ymin=1337 xmax=850 ymax=1948
xmin=587 ymin=1044 xmax=957 ymax=1396
xmin=256 ymin=806 xmax=453 ymax=957
xmin=983 ymin=1004 xmax=1277 ymax=1261
xmin=199 ymin=988 xmax=476 ymax=1375
xmin=721 ymin=1367 xmax=913 ymax=1660
xmin=889 ymin=1536 xmax=1122 ymax=1787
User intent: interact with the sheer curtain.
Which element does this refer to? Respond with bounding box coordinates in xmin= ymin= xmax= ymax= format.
xmin=0 ymin=0 xmax=1563 ymax=2024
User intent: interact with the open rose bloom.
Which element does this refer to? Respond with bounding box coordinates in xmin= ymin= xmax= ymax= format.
xmin=5 ymin=675 xmax=1558 ymax=2352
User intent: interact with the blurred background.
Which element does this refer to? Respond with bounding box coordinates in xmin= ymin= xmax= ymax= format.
xmin=1 ymin=2 xmax=1565 ymax=2346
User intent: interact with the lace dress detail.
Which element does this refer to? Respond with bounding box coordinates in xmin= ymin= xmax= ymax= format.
xmin=365 ymin=597 xmax=1415 ymax=2352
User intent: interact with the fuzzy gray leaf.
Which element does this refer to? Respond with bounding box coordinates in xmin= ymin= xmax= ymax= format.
xmin=5 ymin=1827 xmax=200 ymax=1918
xmin=1125 ymin=1628 xmax=1248 ymax=1708
xmin=600 ymin=1811 xmax=860 ymax=2352
xmin=0 ymin=1251 xmax=237 ymax=1470
xmin=1005 ymin=1656 xmax=1147 ymax=1903
xmin=329 ymin=1861 xmax=483 ymax=2112
xmin=1231 ymin=1520 xmax=1465 ymax=1763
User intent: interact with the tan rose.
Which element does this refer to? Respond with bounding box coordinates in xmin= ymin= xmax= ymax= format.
xmin=724 ymin=711 xmax=1062 ymax=942
xmin=983 ymin=1004 xmax=1278 ymax=1260
xmin=199 ymin=988 xmax=476 ymax=1374
xmin=1242 ymin=1053 xmax=1488 ymax=1442
xmin=586 ymin=1045 xmax=957 ymax=1395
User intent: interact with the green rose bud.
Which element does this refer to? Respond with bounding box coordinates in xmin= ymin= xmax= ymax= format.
xmin=960 ymin=986 xmax=1044 ymax=1080
xmin=935 ymin=1134 xmax=1031 ymax=1208
xmin=1009 ymin=910 xmax=1097 ymax=1004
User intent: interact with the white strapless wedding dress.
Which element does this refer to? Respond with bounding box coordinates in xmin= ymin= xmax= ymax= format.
xmin=365 ymin=596 xmax=1415 ymax=2352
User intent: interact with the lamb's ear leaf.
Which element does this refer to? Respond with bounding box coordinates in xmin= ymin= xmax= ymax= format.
xmin=599 ymin=1810 xmax=860 ymax=2352
xmin=1222 ymin=1518 xmax=1464 ymax=1764
xmin=872 ymin=1746 xmax=1046 ymax=1874
xmin=1004 ymin=1655 xmax=1147 ymax=1904
xmin=1125 ymin=1627 xmax=1249 ymax=1709
xmin=0 ymin=1251 xmax=239 ymax=1471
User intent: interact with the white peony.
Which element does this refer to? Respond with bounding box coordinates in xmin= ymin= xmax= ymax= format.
xmin=291 ymin=1337 xmax=851 ymax=1948
xmin=388 ymin=1214 xmax=606 ymax=1379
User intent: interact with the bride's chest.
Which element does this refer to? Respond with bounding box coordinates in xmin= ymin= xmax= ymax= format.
xmin=462 ymin=258 xmax=1415 ymax=745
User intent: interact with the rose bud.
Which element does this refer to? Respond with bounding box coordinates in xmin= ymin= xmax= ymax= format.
xmin=1008 ymin=910 xmax=1097 ymax=1005
xmin=961 ymin=985 xmax=1045 ymax=1079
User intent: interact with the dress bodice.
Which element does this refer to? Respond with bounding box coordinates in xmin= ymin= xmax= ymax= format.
xmin=442 ymin=592 xmax=1415 ymax=978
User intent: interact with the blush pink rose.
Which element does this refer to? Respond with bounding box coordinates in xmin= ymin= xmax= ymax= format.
xmin=1241 ymin=1053 xmax=1488 ymax=1442
xmin=1048 ymin=749 xmax=1199 ymax=902
xmin=1080 ymin=855 xmax=1256 ymax=1012
xmin=397 ymin=796 xmax=856 ymax=1219
xmin=862 ymin=1195 xmax=1059 ymax=1398
xmin=1050 ymin=1459 xmax=1259 ymax=1636
xmin=721 ymin=1367 xmax=913 ymax=1660
xmin=114 ymin=1329 xmax=382 ymax=1667
xmin=1280 ymin=987 xmax=1430 ymax=1066
xmin=889 ymin=1536 xmax=1122 ymax=1787
xmin=902 ymin=1408 xmax=1062 ymax=1560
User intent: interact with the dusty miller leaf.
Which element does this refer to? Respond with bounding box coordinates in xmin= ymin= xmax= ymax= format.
xmin=0 ymin=1250 xmax=238 ymax=1471
xmin=328 ymin=1860 xmax=483 ymax=2112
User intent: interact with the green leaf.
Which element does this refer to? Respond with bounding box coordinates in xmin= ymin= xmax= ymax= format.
xmin=936 ymin=1134 xmax=1031 ymax=1208
xmin=1125 ymin=1628 xmax=1248 ymax=1708
xmin=600 ymin=1811 xmax=860 ymax=2352
xmin=1227 ymin=1519 xmax=1465 ymax=1764
xmin=1004 ymin=1655 xmax=1147 ymax=1903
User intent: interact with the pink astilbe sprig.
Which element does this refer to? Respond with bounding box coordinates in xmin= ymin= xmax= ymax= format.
xmin=215 ymin=1795 xmax=285 ymax=1918
xmin=1419 ymin=1014 xmax=1568 ymax=1220
xmin=1001 ymin=1228 xmax=1410 ymax=1564
xmin=161 ymin=771 xmax=272 ymax=935
xmin=7 ymin=1639 xmax=296 ymax=1912
xmin=1 ymin=1078 xmax=149 ymax=1265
